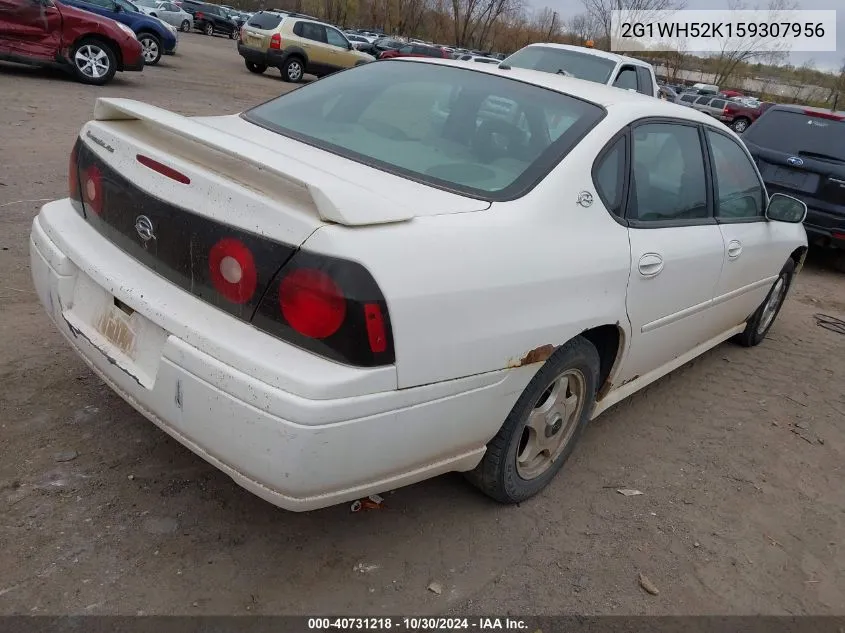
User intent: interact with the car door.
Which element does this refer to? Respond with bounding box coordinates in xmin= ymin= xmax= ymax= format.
xmin=704 ymin=127 xmax=787 ymax=330
xmin=616 ymin=120 xmax=727 ymax=383
xmin=0 ymin=0 xmax=62 ymax=60
xmin=324 ymin=25 xmax=352 ymax=70
xmin=293 ymin=20 xmax=329 ymax=74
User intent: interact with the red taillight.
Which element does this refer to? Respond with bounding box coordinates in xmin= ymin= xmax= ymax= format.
xmin=832 ymin=232 xmax=845 ymax=241
xmin=270 ymin=33 xmax=282 ymax=49
xmin=136 ymin=154 xmax=190 ymax=184
xmin=279 ymin=268 xmax=346 ymax=339
xmin=364 ymin=303 xmax=386 ymax=352
xmin=195 ymin=11 xmax=203 ymax=18
xmin=69 ymin=145 xmax=80 ymax=202
xmin=82 ymin=164 xmax=103 ymax=215
xmin=804 ymin=109 xmax=845 ymax=121
xmin=208 ymin=238 xmax=258 ymax=304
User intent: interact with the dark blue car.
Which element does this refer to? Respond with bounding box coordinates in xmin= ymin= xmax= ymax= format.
xmin=61 ymin=0 xmax=178 ymax=65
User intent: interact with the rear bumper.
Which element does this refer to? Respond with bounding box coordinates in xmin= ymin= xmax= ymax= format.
xmin=237 ymin=44 xmax=285 ymax=66
xmin=29 ymin=200 xmax=523 ymax=511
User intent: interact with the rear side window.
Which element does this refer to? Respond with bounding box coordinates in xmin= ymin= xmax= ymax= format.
xmin=680 ymin=94 xmax=697 ymax=103
xmin=243 ymin=61 xmax=606 ymax=200
xmin=247 ymin=12 xmax=283 ymax=29
xmin=710 ymin=99 xmax=726 ymax=109
xmin=294 ymin=21 xmax=325 ymax=42
xmin=695 ymin=96 xmax=712 ymax=105
xmin=594 ymin=135 xmax=627 ymax=216
xmin=635 ymin=66 xmax=653 ymax=95
xmin=744 ymin=109 xmax=845 ymax=161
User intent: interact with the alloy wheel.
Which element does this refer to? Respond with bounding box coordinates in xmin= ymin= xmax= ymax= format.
xmin=74 ymin=44 xmax=110 ymax=79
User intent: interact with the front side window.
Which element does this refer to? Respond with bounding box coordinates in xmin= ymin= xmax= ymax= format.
xmin=680 ymin=94 xmax=697 ymax=103
xmin=503 ymin=46 xmax=616 ymax=84
xmin=707 ymin=130 xmax=764 ymax=219
xmin=629 ymin=123 xmax=708 ymax=222
xmin=613 ymin=67 xmax=638 ymax=90
xmin=243 ymin=61 xmax=605 ymax=200
xmin=695 ymin=96 xmax=712 ymax=105
xmin=325 ymin=27 xmax=348 ymax=48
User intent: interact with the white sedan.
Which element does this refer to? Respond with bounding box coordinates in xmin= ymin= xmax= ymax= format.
xmin=30 ymin=58 xmax=808 ymax=511
xmin=134 ymin=0 xmax=193 ymax=32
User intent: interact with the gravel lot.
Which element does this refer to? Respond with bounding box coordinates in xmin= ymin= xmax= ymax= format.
xmin=1 ymin=33 xmax=845 ymax=616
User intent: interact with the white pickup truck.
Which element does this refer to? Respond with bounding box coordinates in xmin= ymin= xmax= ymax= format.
xmin=501 ymin=43 xmax=659 ymax=98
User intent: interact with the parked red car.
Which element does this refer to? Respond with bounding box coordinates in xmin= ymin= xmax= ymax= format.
xmin=379 ymin=43 xmax=450 ymax=60
xmin=719 ymin=89 xmax=744 ymax=98
xmin=0 ymin=0 xmax=143 ymax=85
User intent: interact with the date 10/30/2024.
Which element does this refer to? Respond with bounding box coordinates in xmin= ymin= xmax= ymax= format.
xmin=307 ymin=617 xmax=532 ymax=631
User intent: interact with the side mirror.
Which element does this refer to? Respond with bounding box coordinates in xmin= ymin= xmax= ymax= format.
xmin=766 ymin=193 xmax=807 ymax=223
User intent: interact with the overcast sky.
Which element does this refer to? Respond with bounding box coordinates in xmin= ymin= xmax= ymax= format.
xmin=545 ymin=0 xmax=842 ymax=71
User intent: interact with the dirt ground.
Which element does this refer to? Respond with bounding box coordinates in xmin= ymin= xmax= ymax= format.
xmin=1 ymin=34 xmax=845 ymax=617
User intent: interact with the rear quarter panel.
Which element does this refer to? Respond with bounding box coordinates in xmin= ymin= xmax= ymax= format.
xmin=302 ymin=117 xmax=634 ymax=389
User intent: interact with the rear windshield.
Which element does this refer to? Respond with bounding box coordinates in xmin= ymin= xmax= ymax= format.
xmin=243 ymin=61 xmax=605 ymax=200
xmin=745 ymin=109 xmax=845 ymax=161
xmin=247 ymin=11 xmax=284 ymax=29
xmin=502 ymin=46 xmax=616 ymax=84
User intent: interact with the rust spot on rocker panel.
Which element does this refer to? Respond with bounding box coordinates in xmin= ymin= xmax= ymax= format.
xmin=508 ymin=344 xmax=557 ymax=368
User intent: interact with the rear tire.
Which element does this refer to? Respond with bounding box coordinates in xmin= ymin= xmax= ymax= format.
xmin=245 ymin=60 xmax=267 ymax=74
xmin=281 ymin=56 xmax=304 ymax=82
xmin=204 ymin=22 xmax=213 ymax=36
xmin=735 ymin=260 xmax=794 ymax=347
xmin=732 ymin=117 xmax=750 ymax=133
xmin=465 ymin=336 xmax=600 ymax=504
xmin=70 ymin=38 xmax=117 ymax=85
xmin=137 ymin=32 xmax=162 ymax=65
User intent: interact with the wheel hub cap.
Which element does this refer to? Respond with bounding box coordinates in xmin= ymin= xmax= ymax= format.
xmin=517 ymin=369 xmax=586 ymax=480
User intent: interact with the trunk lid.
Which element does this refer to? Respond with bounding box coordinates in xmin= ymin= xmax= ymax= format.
xmin=72 ymin=97 xmax=488 ymax=322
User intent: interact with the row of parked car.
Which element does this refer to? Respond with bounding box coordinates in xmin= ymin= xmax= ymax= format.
xmin=658 ymin=83 xmax=774 ymax=133
xmin=0 ymin=0 xmax=251 ymax=84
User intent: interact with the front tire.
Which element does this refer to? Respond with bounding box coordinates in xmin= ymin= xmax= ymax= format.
xmin=180 ymin=20 xmax=190 ymax=32
xmin=281 ymin=57 xmax=304 ymax=82
xmin=229 ymin=28 xmax=238 ymax=40
xmin=466 ymin=336 xmax=600 ymax=504
xmin=70 ymin=38 xmax=117 ymax=85
xmin=735 ymin=260 xmax=795 ymax=347
xmin=245 ymin=60 xmax=267 ymax=74
xmin=137 ymin=32 xmax=162 ymax=65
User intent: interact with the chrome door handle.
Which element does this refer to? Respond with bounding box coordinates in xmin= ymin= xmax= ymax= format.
xmin=727 ymin=240 xmax=743 ymax=259
xmin=638 ymin=253 xmax=664 ymax=277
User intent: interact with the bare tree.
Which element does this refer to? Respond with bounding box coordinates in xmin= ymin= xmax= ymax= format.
xmin=565 ymin=12 xmax=600 ymax=45
xmin=710 ymin=0 xmax=795 ymax=87
xmin=581 ymin=0 xmax=683 ymax=50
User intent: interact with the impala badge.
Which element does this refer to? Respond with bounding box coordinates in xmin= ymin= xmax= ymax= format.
xmin=577 ymin=191 xmax=594 ymax=207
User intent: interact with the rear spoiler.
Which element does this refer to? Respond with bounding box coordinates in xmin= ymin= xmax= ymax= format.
xmin=92 ymin=98 xmax=415 ymax=226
